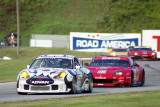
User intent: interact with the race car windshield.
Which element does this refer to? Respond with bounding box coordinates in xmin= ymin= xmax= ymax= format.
xmin=89 ymin=59 xmax=129 ymax=67
xmin=133 ymin=48 xmax=152 ymax=51
xmin=30 ymin=58 xmax=73 ymax=69
xmin=112 ymin=49 xmax=127 ymax=52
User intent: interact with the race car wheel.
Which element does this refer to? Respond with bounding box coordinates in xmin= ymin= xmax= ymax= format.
xmin=86 ymin=74 xmax=93 ymax=93
xmin=140 ymin=71 xmax=145 ymax=86
xmin=70 ymin=76 xmax=77 ymax=94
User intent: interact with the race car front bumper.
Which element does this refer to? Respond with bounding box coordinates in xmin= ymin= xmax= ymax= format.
xmin=131 ymin=55 xmax=156 ymax=60
xmin=17 ymin=79 xmax=71 ymax=93
xmin=93 ymin=76 xmax=131 ymax=86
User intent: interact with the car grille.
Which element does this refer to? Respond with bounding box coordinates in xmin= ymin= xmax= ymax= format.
xmin=93 ymin=79 xmax=117 ymax=83
xmin=31 ymin=86 xmax=50 ymax=91
xmin=143 ymin=56 xmax=152 ymax=58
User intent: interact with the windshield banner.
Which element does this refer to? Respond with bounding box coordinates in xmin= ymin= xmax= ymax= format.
xmin=70 ymin=32 xmax=141 ymax=52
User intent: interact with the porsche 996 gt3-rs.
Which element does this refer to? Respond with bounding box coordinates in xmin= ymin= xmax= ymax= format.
xmin=17 ymin=54 xmax=93 ymax=94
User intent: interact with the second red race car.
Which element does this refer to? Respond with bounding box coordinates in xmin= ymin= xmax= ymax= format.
xmin=128 ymin=46 xmax=157 ymax=60
xmin=85 ymin=56 xmax=145 ymax=87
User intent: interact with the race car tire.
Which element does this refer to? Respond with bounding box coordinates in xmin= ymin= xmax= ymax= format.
xmin=140 ymin=71 xmax=145 ymax=86
xmin=85 ymin=74 xmax=93 ymax=93
xmin=69 ymin=76 xmax=77 ymax=94
xmin=17 ymin=92 xmax=27 ymax=95
xmin=130 ymin=71 xmax=134 ymax=87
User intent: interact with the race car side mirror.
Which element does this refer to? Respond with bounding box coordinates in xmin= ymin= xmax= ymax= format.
xmin=133 ymin=63 xmax=139 ymax=67
xmin=27 ymin=64 xmax=30 ymax=69
xmin=84 ymin=63 xmax=89 ymax=66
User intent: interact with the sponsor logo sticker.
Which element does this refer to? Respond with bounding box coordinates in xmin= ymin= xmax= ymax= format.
xmin=31 ymin=81 xmax=49 ymax=84
xmin=97 ymin=69 xmax=107 ymax=74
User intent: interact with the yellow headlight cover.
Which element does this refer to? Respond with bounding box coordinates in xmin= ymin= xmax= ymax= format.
xmin=20 ymin=71 xmax=29 ymax=78
xmin=59 ymin=72 xmax=66 ymax=78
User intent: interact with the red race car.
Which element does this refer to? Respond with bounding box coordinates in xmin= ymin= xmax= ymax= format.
xmin=128 ymin=46 xmax=157 ymax=60
xmin=85 ymin=56 xmax=145 ymax=87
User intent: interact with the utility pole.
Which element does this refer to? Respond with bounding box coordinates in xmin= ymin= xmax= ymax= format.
xmin=16 ymin=0 xmax=20 ymax=54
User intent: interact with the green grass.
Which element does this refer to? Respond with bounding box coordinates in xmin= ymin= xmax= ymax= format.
xmin=0 ymin=0 xmax=105 ymax=46
xmin=1 ymin=0 xmax=160 ymax=46
xmin=1 ymin=91 xmax=160 ymax=107
xmin=0 ymin=47 xmax=105 ymax=82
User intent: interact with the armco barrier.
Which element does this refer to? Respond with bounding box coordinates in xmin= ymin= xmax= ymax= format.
xmin=30 ymin=34 xmax=69 ymax=48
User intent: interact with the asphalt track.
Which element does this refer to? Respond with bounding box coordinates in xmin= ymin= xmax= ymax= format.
xmin=0 ymin=61 xmax=160 ymax=103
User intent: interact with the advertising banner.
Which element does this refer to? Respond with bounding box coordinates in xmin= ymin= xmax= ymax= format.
xmin=70 ymin=32 xmax=141 ymax=52
xmin=142 ymin=30 xmax=160 ymax=58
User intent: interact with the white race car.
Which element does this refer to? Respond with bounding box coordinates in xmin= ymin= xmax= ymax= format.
xmin=17 ymin=54 xmax=93 ymax=94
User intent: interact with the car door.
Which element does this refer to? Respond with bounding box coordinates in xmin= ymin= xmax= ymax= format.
xmin=129 ymin=57 xmax=141 ymax=85
xmin=131 ymin=63 xmax=141 ymax=85
xmin=74 ymin=57 xmax=85 ymax=89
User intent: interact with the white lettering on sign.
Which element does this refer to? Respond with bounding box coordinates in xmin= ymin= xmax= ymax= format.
xmin=101 ymin=41 xmax=135 ymax=48
xmin=76 ymin=40 xmax=99 ymax=47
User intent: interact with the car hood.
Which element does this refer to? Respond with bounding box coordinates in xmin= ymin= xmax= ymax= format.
xmin=20 ymin=67 xmax=70 ymax=79
xmin=87 ymin=66 xmax=129 ymax=78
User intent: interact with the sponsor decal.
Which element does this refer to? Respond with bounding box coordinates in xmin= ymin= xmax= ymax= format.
xmin=31 ymin=81 xmax=49 ymax=84
xmin=26 ymin=77 xmax=54 ymax=85
xmin=73 ymin=37 xmax=137 ymax=49
xmin=85 ymin=81 xmax=89 ymax=86
xmin=70 ymin=32 xmax=141 ymax=52
xmin=97 ymin=69 xmax=107 ymax=74
xmin=95 ymin=77 xmax=106 ymax=79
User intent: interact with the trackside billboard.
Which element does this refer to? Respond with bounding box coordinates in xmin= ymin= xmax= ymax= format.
xmin=142 ymin=30 xmax=160 ymax=58
xmin=70 ymin=32 xmax=141 ymax=52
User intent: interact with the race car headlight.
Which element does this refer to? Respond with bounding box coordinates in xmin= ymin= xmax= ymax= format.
xmin=152 ymin=52 xmax=155 ymax=55
xmin=112 ymin=52 xmax=116 ymax=56
xmin=55 ymin=72 xmax=66 ymax=79
xmin=134 ymin=52 xmax=138 ymax=56
xmin=113 ymin=71 xmax=124 ymax=76
xmin=20 ymin=71 xmax=29 ymax=78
